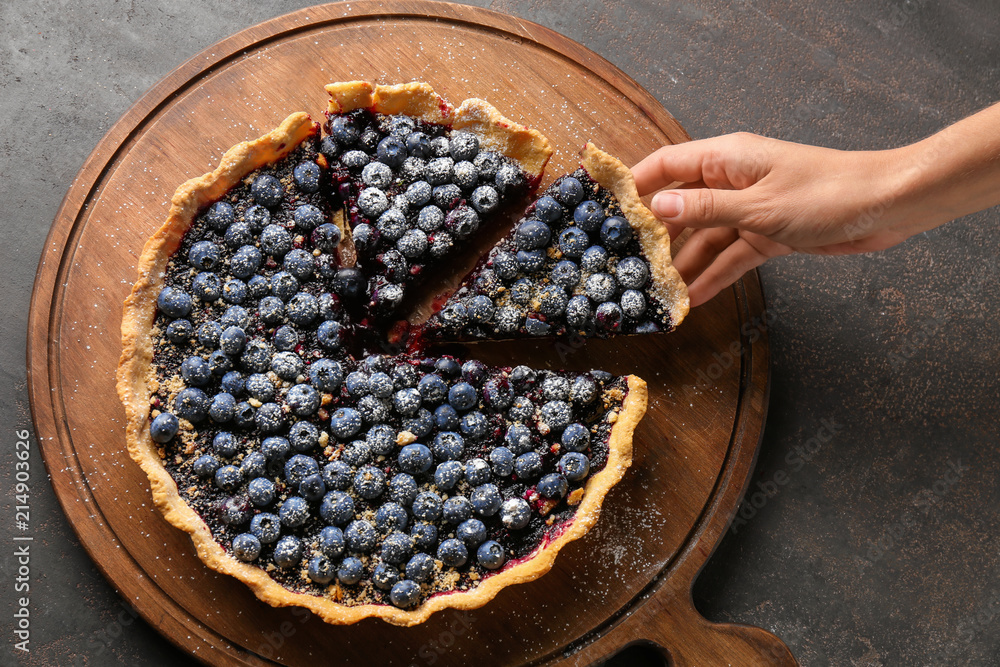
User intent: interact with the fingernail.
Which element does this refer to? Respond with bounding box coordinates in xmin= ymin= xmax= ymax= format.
xmin=652 ymin=192 xmax=683 ymax=218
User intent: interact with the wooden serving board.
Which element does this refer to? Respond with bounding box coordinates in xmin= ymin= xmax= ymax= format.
xmin=26 ymin=3 xmax=795 ymax=665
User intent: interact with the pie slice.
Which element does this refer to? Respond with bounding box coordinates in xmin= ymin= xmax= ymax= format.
xmin=422 ymin=143 xmax=689 ymax=341
xmin=322 ymin=81 xmax=552 ymax=324
xmin=117 ymin=97 xmax=644 ymax=627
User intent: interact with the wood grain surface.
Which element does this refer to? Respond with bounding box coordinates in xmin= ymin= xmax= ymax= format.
xmin=26 ymin=2 xmax=794 ymax=665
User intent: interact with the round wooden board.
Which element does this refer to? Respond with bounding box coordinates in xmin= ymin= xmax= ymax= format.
xmin=27 ymin=2 xmax=794 ymax=666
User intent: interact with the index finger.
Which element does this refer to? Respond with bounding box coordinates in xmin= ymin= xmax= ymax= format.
xmin=630 ymin=141 xmax=715 ymax=196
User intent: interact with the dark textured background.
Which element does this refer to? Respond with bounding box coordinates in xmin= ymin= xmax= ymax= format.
xmin=2 ymin=1 xmax=998 ymax=665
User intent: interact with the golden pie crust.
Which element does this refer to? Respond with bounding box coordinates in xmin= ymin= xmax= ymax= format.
xmin=117 ymin=84 xmax=647 ymax=626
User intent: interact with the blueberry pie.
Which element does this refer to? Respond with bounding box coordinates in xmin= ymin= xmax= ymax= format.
xmin=423 ymin=143 xmax=689 ymax=340
xmin=117 ymin=82 xmax=668 ymax=627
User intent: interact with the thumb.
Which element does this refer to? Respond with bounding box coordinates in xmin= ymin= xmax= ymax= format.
xmin=650 ymin=188 xmax=756 ymax=231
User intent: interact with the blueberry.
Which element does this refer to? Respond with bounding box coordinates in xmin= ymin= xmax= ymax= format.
xmin=448 ymin=383 xmax=478 ymax=411
xmin=203 ymin=201 xmax=235 ymax=230
xmin=320 ymin=491 xmax=355 ymax=525
xmin=209 ymin=393 xmax=236 ymax=422
xmin=361 ymin=161 xmax=392 ymax=189
xmin=437 ymin=303 xmax=468 ymax=331
xmin=353 ymin=465 xmax=387 ymax=500
xmin=596 ymin=301 xmax=624 ymax=332
xmin=224 ymin=305 xmax=251 ymax=329
xmin=621 ymin=289 xmax=647 ymax=318
xmin=538 ymin=284 xmax=569 ymax=317
xmin=352 ymin=223 xmax=377 ymax=253
xmin=254 ymin=405 xmax=282 ymax=433
xmin=214 ymin=465 xmax=242 ymax=492
xmin=415 ymin=374 xmax=447 ymax=404
xmin=196 ymin=321 xmax=221 ymax=349
xmin=509 ymin=365 xmax=538 ymax=389
xmin=540 ymin=400 xmax=572 ymax=432
xmin=284 ymin=251 xmax=316 ymax=282
xmin=460 ymin=411 xmax=488 ymax=439
xmin=411 ymin=491 xmax=442 ymax=522
xmin=470 ymin=484 xmax=501 ymax=517
xmin=330 ymin=114 xmax=359 ymax=144
xmin=232 ymin=533 xmax=261 ymax=562
xmin=444 ymin=205 xmax=479 ymax=240
xmin=192 ymin=454 xmax=219 ymax=478
xmin=384 ymin=474 xmax=416 ymax=508
xmin=538 ymin=473 xmax=569 ymax=499
xmin=208 ymin=350 xmax=233 ymax=376
xmin=516 ymin=249 xmax=546 ymax=273
xmin=375 ymin=502 xmax=409 ymax=534
xmin=240 ymin=451 xmax=266 ymax=478
xmin=345 ymin=371 xmax=369 ymax=397
xmin=380 ymin=532 xmax=413 ymax=565
xmin=425 ymin=157 xmax=454 ymax=185
xmin=374 ymin=136 xmax=404 ymax=168
xmin=449 ymin=131 xmax=480 ymax=161
xmin=586 ymin=273 xmax=618 ymax=303
xmin=450 ymin=161 xmax=478 ymax=191
xmin=561 ymin=423 xmax=591 ymax=452
xmin=337 ymin=557 xmax=364 ymax=585
xmin=357 ymin=187 xmax=390 ymax=219
xmin=479 ymin=541 xmax=507 ymax=570
xmin=188 ymin=241 xmax=221 ymax=270
xmin=411 ymin=523 xmax=438 ymax=552
xmin=394 ymin=387 xmax=423 ymax=416
xmin=174 ymin=387 xmax=209 ymax=422
xmin=428 ymin=462 xmax=461 ymax=492
xmin=436 ymin=539 xmax=467 ymax=568
xmin=571 ymin=376 xmax=599 ymax=405
xmin=229 ymin=245 xmax=262 ymax=279
xmin=415 ymin=204 xmax=444 ymax=233
xmin=515 ymin=452 xmax=543 ymax=479
xmin=432 ymin=404 xmax=459 ymax=430
xmin=600 ymin=215 xmax=632 ymax=249
xmin=431 ymin=432 xmax=465 ymax=462
xmin=573 ymin=200 xmax=604 ymax=232
xmin=372 ymin=563 xmax=399 ymax=591
xmin=334 ymin=267 xmax=366 ymax=301
xmin=566 ymin=295 xmax=592 ymax=329
xmin=149 ymin=412 xmax=180 ymax=444
xmin=398 ymin=443 xmax=433 ymax=474
xmin=508 ymin=396 xmax=535 ymax=422
xmin=245 ymin=374 xmax=275 ymax=402
xmin=405 ymin=131 xmax=431 ymax=158
xmin=243 ymin=205 xmax=271 ymax=233
xmin=218 ymin=326 xmax=245 ymax=356
xmin=271 ymin=351 xmax=304 ymax=381
xmin=366 ymin=424 xmax=397 ymax=456
xmin=165 ymin=319 xmax=193 ymax=344
xmin=494 ymin=162 xmax=525 ymax=193
xmin=179 ymin=357 xmax=211 ymax=388
xmin=390 ymin=579 xmax=421 ymax=608
xmin=342 ymin=440 xmax=372 ymax=467
xmin=467 ymin=295 xmax=495 ymax=324
xmin=329 ymin=407 xmax=362 ymax=439
xmin=260 ymin=224 xmax=292 ymax=258
xmin=515 ymin=219 xmax=551 ymax=251
xmin=293 ymin=160 xmax=321 ymax=193
xmin=312 ymin=223 xmax=342 ymax=252
xmin=157 ymin=286 xmax=191 ymax=318
xmin=489 ymin=447 xmax=515 ymax=477
xmin=250 ymin=513 xmax=281 ymax=544
xmin=405 ymin=553 xmax=435 ymax=583
xmin=500 ymin=497 xmax=531 ymax=530
xmin=550 ymin=260 xmax=581 ymax=290
xmin=345 ymin=520 xmax=378 ymax=553
xmin=483 ymin=378 xmax=513 ymax=410
xmin=341 ymin=149 xmax=370 ymax=170
xmin=307 ymin=556 xmax=335 ymax=585
xmin=224 ymin=221 xmax=253 ymax=249
xmin=403 ymin=408 xmax=433 ymax=439
xmin=470 ymin=185 xmax=499 ymax=214
xmin=540 ymin=376 xmax=568 ymax=402
xmin=496 ymin=307 xmax=524 ymax=333
xmin=222 ymin=278 xmax=247 ymax=305
xmin=316 ymin=320 xmax=343 ymax=350
xmin=251 ymin=173 xmax=283 ymax=208
xmin=284 ymin=454 xmax=320 ymax=486
xmin=261 ymin=436 xmax=290 ymax=461
xmin=192 ymin=272 xmax=222 ymax=302
xmin=457 ymin=518 xmax=486 ymax=546
xmin=247 ymin=477 xmax=276 ymax=507
xmin=559 ymin=452 xmax=591 ymax=481
xmin=279 ymin=496 xmax=309 ymax=528
xmin=213 ymin=431 xmax=239 ymax=457
xmin=273 ymin=535 xmax=303 ymax=568
xmin=318 ymin=526 xmax=346 ymax=559
xmin=427 ymin=230 xmax=454 ymax=258
xmin=557 ymin=177 xmax=584 ymax=207
xmin=613 ymin=255 xmax=649 ymax=289
xmin=581 ymin=245 xmax=608 ymax=273
xmin=322 ymin=462 xmax=353 ymax=492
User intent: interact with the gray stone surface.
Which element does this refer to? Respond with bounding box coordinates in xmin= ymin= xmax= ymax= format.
xmin=1 ymin=1 xmax=997 ymax=665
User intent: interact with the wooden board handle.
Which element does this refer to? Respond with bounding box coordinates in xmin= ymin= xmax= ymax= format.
xmin=572 ymin=586 xmax=796 ymax=666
